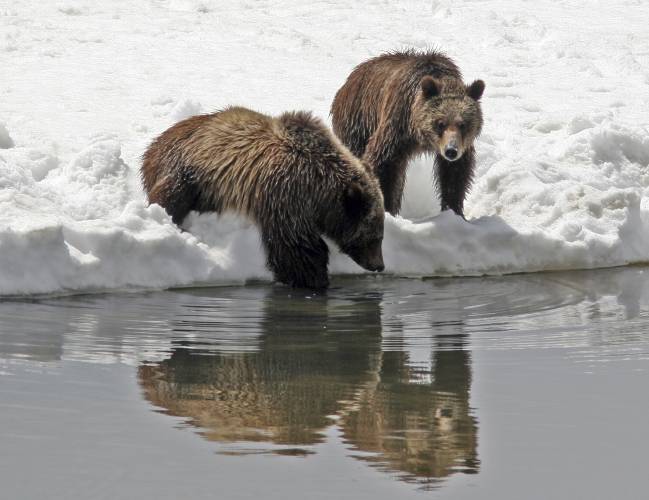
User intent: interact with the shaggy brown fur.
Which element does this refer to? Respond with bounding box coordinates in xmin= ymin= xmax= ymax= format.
xmin=331 ymin=50 xmax=485 ymax=217
xmin=141 ymin=106 xmax=385 ymax=289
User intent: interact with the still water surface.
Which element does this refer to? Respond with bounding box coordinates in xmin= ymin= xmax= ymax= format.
xmin=1 ymin=268 xmax=648 ymax=499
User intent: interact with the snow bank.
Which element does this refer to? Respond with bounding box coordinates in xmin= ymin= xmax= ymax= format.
xmin=0 ymin=124 xmax=14 ymax=149
xmin=0 ymin=135 xmax=270 ymax=295
xmin=1 ymin=0 xmax=649 ymax=295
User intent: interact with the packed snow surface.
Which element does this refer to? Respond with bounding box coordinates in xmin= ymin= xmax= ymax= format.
xmin=2 ymin=0 xmax=649 ymax=295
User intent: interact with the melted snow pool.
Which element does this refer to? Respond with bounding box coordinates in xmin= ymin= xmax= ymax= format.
xmin=1 ymin=267 xmax=648 ymax=499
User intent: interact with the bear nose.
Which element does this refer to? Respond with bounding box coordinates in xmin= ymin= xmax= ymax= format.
xmin=444 ymin=147 xmax=458 ymax=160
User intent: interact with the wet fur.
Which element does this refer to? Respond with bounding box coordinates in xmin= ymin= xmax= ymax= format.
xmin=331 ymin=50 xmax=484 ymax=217
xmin=141 ymin=107 xmax=384 ymax=289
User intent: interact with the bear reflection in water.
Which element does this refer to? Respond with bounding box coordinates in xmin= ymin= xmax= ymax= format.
xmin=138 ymin=286 xmax=478 ymax=487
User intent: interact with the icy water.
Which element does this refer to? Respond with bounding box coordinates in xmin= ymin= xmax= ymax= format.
xmin=1 ymin=268 xmax=648 ymax=500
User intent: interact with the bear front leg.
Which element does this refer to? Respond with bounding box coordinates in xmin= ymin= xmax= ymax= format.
xmin=262 ymin=225 xmax=330 ymax=289
xmin=435 ymin=147 xmax=476 ymax=219
xmin=363 ymin=126 xmax=411 ymax=216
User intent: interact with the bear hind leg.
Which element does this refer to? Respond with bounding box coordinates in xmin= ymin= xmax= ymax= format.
xmin=147 ymin=172 xmax=199 ymax=225
xmin=376 ymin=158 xmax=408 ymax=215
xmin=363 ymin=126 xmax=410 ymax=215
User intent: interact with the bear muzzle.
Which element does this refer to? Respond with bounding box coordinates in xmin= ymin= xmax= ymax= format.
xmin=439 ymin=128 xmax=463 ymax=162
xmin=443 ymin=145 xmax=459 ymax=161
xmin=360 ymin=245 xmax=385 ymax=273
xmin=346 ymin=243 xmax=385 ymax=273
xmin=365 ymin=260 xmax=385 ymax=273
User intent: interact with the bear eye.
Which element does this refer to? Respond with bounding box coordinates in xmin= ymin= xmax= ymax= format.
xmin=435 ymin=121 xmax=446 ymax=134
xmin=458 ymin=122 xmax=466 ymax=132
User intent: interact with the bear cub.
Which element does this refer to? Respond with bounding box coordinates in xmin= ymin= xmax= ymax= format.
xmin=331 ymin=50 xmax=485 ymax=218
xmin=141 ymin=106 xmax=385 ymax=289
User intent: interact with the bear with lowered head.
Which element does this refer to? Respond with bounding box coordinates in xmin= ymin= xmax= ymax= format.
xmin=141 ymin=106 xmax=385 ymax=289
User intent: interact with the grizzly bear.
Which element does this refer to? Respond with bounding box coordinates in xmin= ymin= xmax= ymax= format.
xmin=141 ymin=106 xmax=385 ymax=289
xmin=331 ymin=50 xmax=485 ymax=218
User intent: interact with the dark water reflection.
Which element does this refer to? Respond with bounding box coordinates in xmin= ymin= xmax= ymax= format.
xmin=1 ymin=267 xmax=649 ymax=497
xmin=138 ymin=286 xmax=478 ymax=486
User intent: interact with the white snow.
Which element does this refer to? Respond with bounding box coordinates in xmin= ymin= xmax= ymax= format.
xmin=0 ymin=123 xmax=14 ymax=149
xmin=1 ymin=0 xmax=649 ymax=295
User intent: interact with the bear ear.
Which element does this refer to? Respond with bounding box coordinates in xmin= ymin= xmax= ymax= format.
xmin=343 ymin=181 xmax=370 ymax=220
xmin=466 ymin=79 xmax=485 ymax=101
xmin=420 ymin=76 xmax=441 ymax=99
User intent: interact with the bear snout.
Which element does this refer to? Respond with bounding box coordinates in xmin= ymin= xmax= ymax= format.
xmin=439 ymin=128 xmax=464 ymax=162
xmin=440 ymin=138 xmax=463 ymax=162
xmin=365 ymin=260 xmax=385 ymax=273
xmin=346 ymin=244 xmax=385 ymax=273
xmin=444 ymin=146 xmax=459 ymax=161
xmin=363 ymin=247 xmax=385 ymax=273
xmin=356 ymin=255 xmax=384 ymax=273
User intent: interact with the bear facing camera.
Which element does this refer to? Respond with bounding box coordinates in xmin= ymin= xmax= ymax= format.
xmin=331 ymin=50 xmax=485 ymax=218
xmin=141 ymin=106 xmax=385 ymax=289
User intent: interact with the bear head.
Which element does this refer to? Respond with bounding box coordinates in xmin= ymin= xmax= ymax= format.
xmin=326 ymin=174 xmax=385 ymax=273
xmin=412 ymin=76 xmax=485 ymax=162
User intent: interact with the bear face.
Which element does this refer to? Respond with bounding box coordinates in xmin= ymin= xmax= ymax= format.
xmin=412 ymin=77 xmax=485 ymax=162
xmin=326 ymin=178 xmax=385 ymax=273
